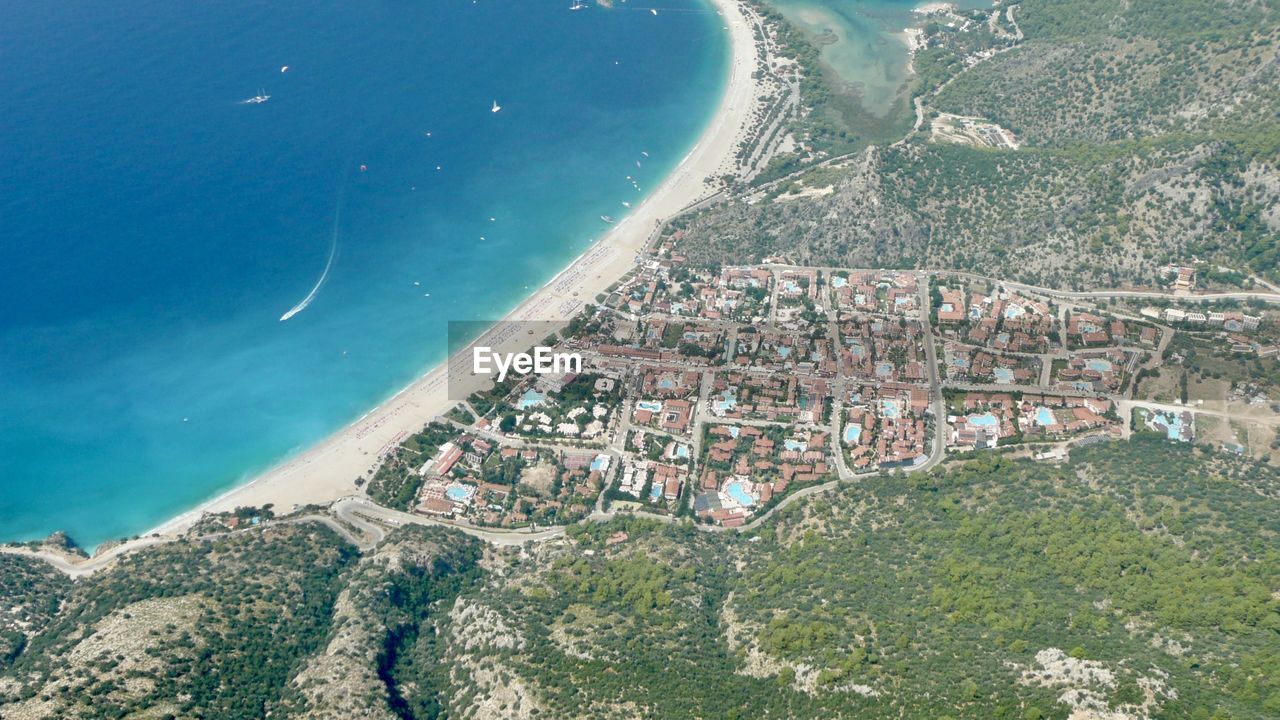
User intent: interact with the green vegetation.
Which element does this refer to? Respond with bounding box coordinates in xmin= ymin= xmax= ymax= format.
xmin=0 ymin=525 xmax=357 ymax=719
xmin=679 ymin=1 xmax=1279 ymax=287
xmin=366 ymin=421 xmax=458 ymax=511
xmin=1 ymin=440 xmax=1276 ymax=718
xmin=411 ymin=440 xmax=1279 ymax=718
xmin=0 ymin=555 xmax=70 ymax=669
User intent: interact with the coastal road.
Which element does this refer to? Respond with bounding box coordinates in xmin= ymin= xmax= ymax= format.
xmin=0 ymin=512 xmax=368 ymax=579
xmin=0 ymin=536 xmax=172 ymax=580
xmin=333 ymin=497 xmax=567 ymax=546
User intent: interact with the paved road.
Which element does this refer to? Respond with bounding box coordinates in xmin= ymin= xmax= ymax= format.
xmin=333 ymin=497 xmax=567 ymax=546
xmin=0 ymin=513 xmax=367 ymax=579
xmin=1117 ymin=399 xmax=1280 ymax=426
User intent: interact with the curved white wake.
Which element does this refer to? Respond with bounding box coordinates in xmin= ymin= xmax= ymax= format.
xmin=279 ymin=202 xmax=342 ymax=322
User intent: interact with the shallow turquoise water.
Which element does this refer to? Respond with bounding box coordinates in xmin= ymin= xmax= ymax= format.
xmin=766 ymin=0 xmax=991 ymax=114
xmin=0 ymin=0 xmax=727 ymax=546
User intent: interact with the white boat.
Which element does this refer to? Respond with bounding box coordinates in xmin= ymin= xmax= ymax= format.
xmin=622 ymin=201 xmax=631 ymax=208
xmin=650 ymin=8 xmax=657 ymax=15
xmin=243 ymin=89 xmax=270 ymax=104
xmin=570 ymin=0 xmax=587 ymax=10
xmin=600 ymin=215 xmax=616 ymax=224
xmin=491 ymin=100 xmax=502 ymax=113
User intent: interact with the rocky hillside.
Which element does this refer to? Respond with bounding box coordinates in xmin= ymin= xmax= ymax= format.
xmin=675 ymin=0 xmax=1278 ymax=289
xmin=0 ymin=442 xmax=1275 ymax=719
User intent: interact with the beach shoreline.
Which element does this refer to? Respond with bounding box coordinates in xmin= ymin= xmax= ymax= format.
xmin=147 ymin=0 xmax=763 ymax=539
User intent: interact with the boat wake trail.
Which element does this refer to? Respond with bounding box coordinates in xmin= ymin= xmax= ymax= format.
xmin=279 ymin=192 xmax=344 ymax=322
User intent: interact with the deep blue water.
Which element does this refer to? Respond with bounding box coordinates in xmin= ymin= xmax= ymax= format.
xmin=0 ymin=0 xmax=727 ymax=546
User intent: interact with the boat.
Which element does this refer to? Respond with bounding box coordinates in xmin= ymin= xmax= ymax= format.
xmin=622 ymin=201 xmax=631 ymax=208
xmin=650 ymin=8 xmax=658 ymax=15
xmin=600 ymin=215 xmax=616 ymax=224
xmin=491 ymin=100 xmax=502 ymax=113
xmin=570 ymin=0 xmax=587 ymax=9
xmin=243 ymin=89 xmax=270 ymax=104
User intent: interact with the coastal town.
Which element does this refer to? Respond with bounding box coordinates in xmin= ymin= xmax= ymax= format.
xmin=356 ymin=250 xmax=1277 ymax=532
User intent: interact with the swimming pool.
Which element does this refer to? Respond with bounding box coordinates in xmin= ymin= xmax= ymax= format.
xmin=1004 ymin=304 xmax=1025 ymax=319
xmin=445 ymin=484 xmax=474 ymax=503
xmin=880 ymin=399 xmax=900 ymax=418
xmin=714 ymin=389 xmax=737 ymax=414
xmin=658 ymin=377 xmax=676 ymax=390
xmin=1157 ymin=412 xmax=1187 ymax=441
xmin=636 ymin=400 xmax=663 ymax=413
xmin=517 ymin=388 xmax=547 ymax=410
xmin=875 ymin=361 xmax=894 ymax=377
xmin=675 ymin=444 xmax=690 ymax=459
xmin=843 ymin=423 xmax=862 ymax=444
xmin=590 ymin=454 xmax=610 ymax=472
xmin=1034 ymin=407 xmax=1056 ymax=426
xmin=1086 ymin=359 xmax=1113 ymax=373
xmin=831 ymin=276 xmax=848 ymax=288
xmin=649 ymin=483 xmax=663 ymax=500
xmin=783 ymin=439 xmax=807 ymax=452
xmin=992 ymin=368 xmax=1015 ymax=384
xmin=968 ymin=413 xmax=998 ymax=428
xmin=777 ymin=346 xmax=792 ymax=358
xmin=723 ymin=480 xmax=755 ymax=507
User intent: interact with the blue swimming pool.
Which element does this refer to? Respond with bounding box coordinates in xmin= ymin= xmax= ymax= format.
xmin=649 ymin=482 xmax=663 ymax=500
xmin=445 ymin=485 xmax=473 ymax=503
xmin=1086 ymin=359 xmax=1113 ymax=372
xmin=992 ymin=368 xmax=1015 ymax=384
xmin=843 ymin=424 xmax=862 ymax=444
xmin=1034 ymin=407 xmax=1056 ymax=426
xmin=636 ymin=400 xmax=663 ymax=413
xmin=784 ymin=439 xmax=807 ymax=452
xmin=724 ymin=480 xmax=754 ymax=507
xmin=714 ymin=389 xmax=737 ymax=414
xmin=517 ymin=389 xmax=547 ymax=410
xmin=880 ymin=399 xmax=900 ymax=418
xmin=968 ymin=413 xmax=998 ymax=428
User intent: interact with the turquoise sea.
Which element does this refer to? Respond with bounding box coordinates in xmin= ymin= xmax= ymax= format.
xmin=0 ymin=0 xmax=727 ymax=546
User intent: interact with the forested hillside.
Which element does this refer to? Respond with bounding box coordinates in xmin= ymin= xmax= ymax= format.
xmin=0 ymin=442 xmax=1275 ymax=719
xmin=677 ymin=0 xmax=1279 ymax=288
xmin=407 ymin=440 xmax=1278 ymax=719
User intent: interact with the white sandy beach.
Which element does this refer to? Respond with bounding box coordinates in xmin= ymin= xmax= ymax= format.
xmin=150 ymin=0 xmax=763 ymax=537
